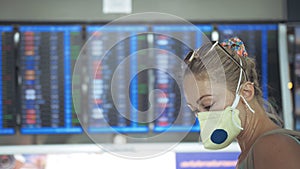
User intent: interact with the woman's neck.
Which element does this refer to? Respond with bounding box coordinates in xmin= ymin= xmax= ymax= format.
xmin=236 ymin=103 xmax=279 ymax=162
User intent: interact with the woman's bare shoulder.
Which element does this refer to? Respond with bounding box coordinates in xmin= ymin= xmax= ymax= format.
xmin=252 ymin=132 xmax=300 ymax=169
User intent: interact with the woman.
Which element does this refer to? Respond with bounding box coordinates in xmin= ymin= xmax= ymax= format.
xmin=183 ymin=37 xmax=300 ymax=169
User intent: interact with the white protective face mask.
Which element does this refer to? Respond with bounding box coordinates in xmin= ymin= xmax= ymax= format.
xmin=197 ymin=95 xmax=243 ymax=150
xmin=196 ymin=58 xmax=254 ymax=150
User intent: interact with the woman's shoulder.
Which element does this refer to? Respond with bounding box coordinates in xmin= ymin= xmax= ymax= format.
xmin=255 ymin=128 xmax=300 ymax=147
xmin=254 ymin=129 xmax=300 ymax=152
xmin=252 ymin=129 xmax=300 ymax=169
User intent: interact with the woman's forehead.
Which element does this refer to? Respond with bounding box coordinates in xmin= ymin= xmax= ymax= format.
xmin=184 ymin=74 xmax=227 ymax=93
xmin=183 ymin=74 xmax=229 ymax=103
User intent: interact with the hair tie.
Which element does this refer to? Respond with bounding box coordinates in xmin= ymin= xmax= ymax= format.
xmin=220 ymin=37 xmax=248 ymax=57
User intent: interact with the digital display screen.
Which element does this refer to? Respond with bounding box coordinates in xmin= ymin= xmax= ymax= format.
xmin=0 ymin=23 xmax=284 ymax=143
xmin=151 ymin=25 xmax=212 ymax=132
xmin=86 ymin=25 xmax=149 ymax=133
xmin=19 ymin=25 xmax=83 ymax=134
xmin=0 ymin=26 xmax=16 ymax=135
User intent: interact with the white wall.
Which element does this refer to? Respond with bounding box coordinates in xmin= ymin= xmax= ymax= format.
xmin=0 ymin=0 xmax=286 ymax=22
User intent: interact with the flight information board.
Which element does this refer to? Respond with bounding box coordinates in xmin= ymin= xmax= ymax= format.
xmin=218 ymin=24 xmax=281 ymax=108
xmin=19 ymin=25 xmax=83 ymax=134
xmin=86 ymin=25 xmax=149 ymax=133
xmin=0 ymin=26 xmax=16 ymax=135
xmin=151 ymin=25 xmax=212 ymax=132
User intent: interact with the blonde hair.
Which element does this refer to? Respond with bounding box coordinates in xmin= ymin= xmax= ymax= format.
xmin=185 ymin=41 xmax=283 ymax=126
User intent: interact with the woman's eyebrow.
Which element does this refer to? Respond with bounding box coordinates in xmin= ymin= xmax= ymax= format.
xmin=196 ymin=94 xmax=212 ymax=105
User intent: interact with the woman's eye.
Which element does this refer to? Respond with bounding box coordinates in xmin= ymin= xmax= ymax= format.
xmin=204 ymin=106 xmax=211 ymax=111
xmin=203 ymin=102 xmax=214 ymax=111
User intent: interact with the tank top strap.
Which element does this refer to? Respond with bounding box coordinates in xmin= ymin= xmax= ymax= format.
xmin=256 ymin=128 xmax=300 ymax=144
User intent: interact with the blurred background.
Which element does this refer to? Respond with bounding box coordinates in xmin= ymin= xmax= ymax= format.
xmin=0 ymin=0 xmax=299 ymax=168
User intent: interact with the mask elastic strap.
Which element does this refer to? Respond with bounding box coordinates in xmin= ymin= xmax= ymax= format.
xmin=235 ymin=58 xmax=243 ymax=94
xmin=231 ymin=58 xmax=243 ymax=109
xmin=241 ymin=95 xmax=255 ymax=113
xmin=231 ymin=110 xmax=244 ymax=130
xmin=234 ymin=58 xmax=255 ymax=113
xmin=231 ymin=95 xmax=244 ymax=130
xmin=230 ymin=58 xmax=245 ymax=130
xmin=231 ymin=94 xmax=240 ymax=109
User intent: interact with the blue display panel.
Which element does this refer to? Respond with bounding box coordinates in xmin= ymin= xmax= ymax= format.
xmin=218 ymin=24 xmax=281 ymax=107
xmin=19 ymin=25 xmax=83 ymax=134
xmin=86 ymin=25 xmax=149 ymax=133
xmin=151 ymin=25 xmax=212 ymax=132
xmin=0 ymin=26 xmax=16 ymax=135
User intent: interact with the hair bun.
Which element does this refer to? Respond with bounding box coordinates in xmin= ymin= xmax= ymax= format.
xmin=220 ymin=37 xmax=248 ymax=57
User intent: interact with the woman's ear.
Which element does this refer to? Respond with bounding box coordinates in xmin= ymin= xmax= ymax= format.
xmin=240 ymin=82 xmax=255 ymax=101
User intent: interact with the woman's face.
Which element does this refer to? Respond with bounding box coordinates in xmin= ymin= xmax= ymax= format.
xmin=183 ymin=74 xmax=235 ymax=114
